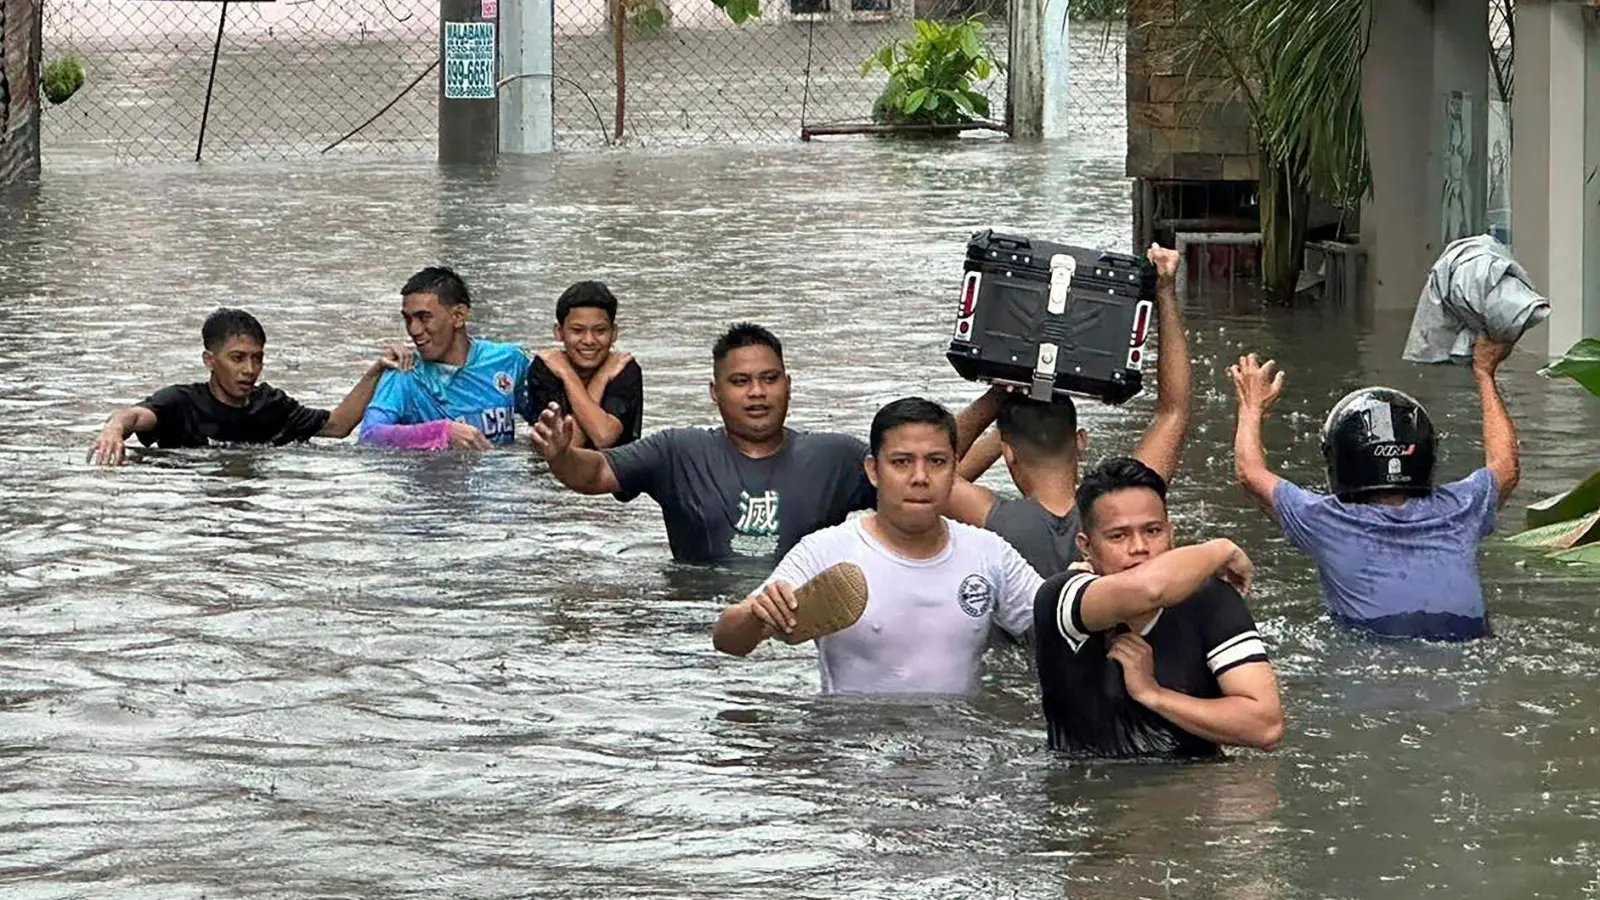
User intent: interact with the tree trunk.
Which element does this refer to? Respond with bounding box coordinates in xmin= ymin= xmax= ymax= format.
xmin=1259 ymin=156 xmax=1310 ymax=305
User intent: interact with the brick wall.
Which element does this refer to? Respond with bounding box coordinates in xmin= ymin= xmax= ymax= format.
xmin=1125 ymin=0 xmax=1256 ymax=182
xmin=0 ymin=0 xmax=41 ymax=188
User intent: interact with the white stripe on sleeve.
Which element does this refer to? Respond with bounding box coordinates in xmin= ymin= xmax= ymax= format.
xmin=1055 ymin=572 xmax=1097 ymax=651
xmin=1207 ymin=630 xmax=1268 ymax=675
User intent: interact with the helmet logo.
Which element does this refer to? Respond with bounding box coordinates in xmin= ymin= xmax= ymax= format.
xmin=1387 ymin=458 xmax=1404 ymax=479
xmin=1372 ymin=443 xmax=1415 ymax=458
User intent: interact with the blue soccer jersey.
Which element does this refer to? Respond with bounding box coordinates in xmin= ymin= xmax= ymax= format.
xmin=359 ymin=338 xmax=531 ymax=446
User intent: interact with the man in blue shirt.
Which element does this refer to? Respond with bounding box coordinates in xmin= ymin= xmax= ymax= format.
xmin=359 ymin=266 xmax=532 ymax=451
xmin=1229 ymin=337 xmax=1521 ymax=640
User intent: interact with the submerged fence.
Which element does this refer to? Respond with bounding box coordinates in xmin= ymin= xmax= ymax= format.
xmin=38 ymin=0 xmax=1127 ymax=162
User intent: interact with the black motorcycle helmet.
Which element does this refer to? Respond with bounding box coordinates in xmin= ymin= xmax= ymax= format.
xmin=1320 ymin=387 xmax=1436 ymax=501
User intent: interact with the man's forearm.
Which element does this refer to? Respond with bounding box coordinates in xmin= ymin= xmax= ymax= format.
xmin=1133 ymin=539 xmax=1236 ymax=610
xmin=104 ymin=407 xmax=151 ymax=437
xmin=957 ymin=429 xmax=1004 ymax=482
xmin=1232 ymin=407 xmax=1280 ymax=512
xmin=955 ymin=387 xmax=1005 ymax=459
xmin=1132 ymin=274 xmax=1192 ymax=480
xmin=712 ymin=603 xmax=770 ymax=656
xmin=1084 ymin=539 xmax=1238 ymax=630
xmin=323 ymin=368 xmax=383 ymax=438
xmin=1141 ymin=688 xmax=1282 ymax=751
xmin=1477 ymin=370 xmax=1520 ymax=503
xmin=563 ymin=375 xmax=624 ymax=449
xmin=546 ymin=445 xmax=616 ymax=494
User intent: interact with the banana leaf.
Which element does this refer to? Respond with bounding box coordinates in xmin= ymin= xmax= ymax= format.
xmin=1538 ymin=338 xmax=1600 ymax=399
xmin=1506 ymin=510 xmax=1600 ymax=550
xmin=1552 ymin=543 xmax=1600 ymax=565
xmin=1525 ymin=465 xmax=1600 ymax=529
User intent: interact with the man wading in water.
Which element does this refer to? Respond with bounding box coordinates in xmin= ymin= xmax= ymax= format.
xmin=533 ymin=323 xmax=875 ymax=564
xmin=946 ymin=244 xmax=1191 ymax=578
xmin=358 ymin=266 xmax=533 ymax=451
xmin=89 ymin=307 xmax=407 ymax=465
xmin=712 ymin=397 xmax=1043 ymax=694
xmin=1035 ymin=457 xmax=1283 ymax=759
xmin=1229 ymin=336 xmax=1521 ymax=641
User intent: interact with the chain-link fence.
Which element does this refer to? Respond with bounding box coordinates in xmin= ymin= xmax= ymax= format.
xmin=38 ymin=0 xmax=1124 ymax=161
xmin=550 ymin=0 xmax=1011 ymax=148
xmin=42 ymin=0 xmax=438 ymax=162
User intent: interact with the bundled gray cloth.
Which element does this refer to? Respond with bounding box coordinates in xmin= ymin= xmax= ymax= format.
xmin=1403 ymin=234 xmax=1550 ymax=364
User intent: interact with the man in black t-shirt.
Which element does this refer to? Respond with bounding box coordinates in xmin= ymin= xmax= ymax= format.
xmin=944 ymin=244 xmax=1192 ymax=579
xmin=526 ymin=281 xmax=643 ymax=450
xmin=1033 ymin=457 xmax=1284 ymax=760
xmin=88 ymin=307 xmax=407 ymax=465
xmin=533 ymin=322 xmax=874 ymax=564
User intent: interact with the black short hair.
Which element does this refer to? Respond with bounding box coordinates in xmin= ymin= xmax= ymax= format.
xmin=401 ymin=266 xmax=471 ymax=306
xmin=556 ymin=281 xmax=618 ymax=324
xmin=712 ymin=322 xmax=783 ymax=368
xmin=996 ymin=394 xmax=1079 ymax=461
xmin=1077 ymin=456 xmax=1168 ymax=531
xmin=869 ymin=396 xmax=958 ymax=457
xmin=201 ymin=307 xmax=266 ymax=352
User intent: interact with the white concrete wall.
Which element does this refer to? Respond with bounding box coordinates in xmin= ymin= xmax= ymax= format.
xmin=1361 ymin=0 xmax=1436 ymax=311
xmin=1511 ymin=2 xmax=1588 ymax=357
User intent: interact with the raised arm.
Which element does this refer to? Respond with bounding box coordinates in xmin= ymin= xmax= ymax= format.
xmin=958 ymin=428 xmax=1004 ymax=482
xmin=1229 ymin=353 xmax=1287 ymax=514
xmin=88 ymin=405 xmax=159 ymax=466
xmin=1130 ymin=244 xmax=1192 ymax=482
xmin=532 ymin=403 xmax=622 ymax=495
xmin=321 ymin=344 xmax=410 ymax=439
xmin=1062 ymin=538 xmax=1253 ymax=634
xmin=1472 ymin=336 xmax=1520 ymax=506
xmin=954 ymin=386 xmax=1006 ymax=460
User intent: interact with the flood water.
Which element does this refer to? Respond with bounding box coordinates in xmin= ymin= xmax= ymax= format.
xmin=3 ymin=141 xmax=1600 ymax=898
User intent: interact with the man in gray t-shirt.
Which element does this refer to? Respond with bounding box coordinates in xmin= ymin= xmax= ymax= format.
xmin=533 ymin=322 xmax=875 ymax=564
xmin=946 ymin=244 xmax=1192 ymax=578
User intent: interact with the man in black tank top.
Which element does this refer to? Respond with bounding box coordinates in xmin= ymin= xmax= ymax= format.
xmin=944 ymin=245 xmax=1192 ymax=578
xmin=1034 ymin=458 xmax=1284 ymax=759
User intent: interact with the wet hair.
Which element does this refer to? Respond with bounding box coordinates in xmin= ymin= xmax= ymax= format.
xmin=556 ymin=281 xmax=618 ymax=324
xmin=1077 ymin=456 xmax=1168 ymax=531
xmin=401 ymin=266 xmax=472 ymax=306
xmin=712 ymin=322 xmax=783 ymax=369
xmin=201 ymin=307 xmax=266 ymax=352
xmin=996 ymin=394 xmax=1079 ymax=462
xmin=869 ymin=396 xmax=958 ymax=457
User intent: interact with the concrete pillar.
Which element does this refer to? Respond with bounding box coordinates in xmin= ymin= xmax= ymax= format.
xmin=1361 ymin=0 xmax=1435 ymax=310
xmin=1510 ymin=2 xmax=1588 ymax=355
xmin=1362 ymin=0 xmax=1490 ymax=311
xmin=1010 ymin=0 xmax=1071 ymax=139
xmin=499 ymin=0 xmax=555 ymax=155
xmin=439 ymin=0 xmax=499 ymax=165
xmin=1039 ymin=0 xmax=1070 ymax=139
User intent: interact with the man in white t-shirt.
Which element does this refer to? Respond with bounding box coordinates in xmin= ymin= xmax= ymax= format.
xmin=712 ymin=397 xmax=1043 ymax=694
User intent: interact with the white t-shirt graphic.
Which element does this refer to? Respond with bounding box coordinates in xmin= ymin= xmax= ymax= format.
xmin=762 ymin=516 xmax=1043 ymax=694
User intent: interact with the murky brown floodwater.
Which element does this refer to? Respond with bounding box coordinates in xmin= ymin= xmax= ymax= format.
xmin=2 ymin=141 xmax=1599 ymax=899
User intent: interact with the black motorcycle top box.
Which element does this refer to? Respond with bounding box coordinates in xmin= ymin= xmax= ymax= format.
xmin=946 ymin=230 xmax=1157 ymax=406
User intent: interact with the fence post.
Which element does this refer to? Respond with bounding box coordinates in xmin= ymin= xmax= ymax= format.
xmin=499 ymin=0 xmax=555 ymax=154
xmin=1007 ymin=0 xmax=1068 ymax=139
xmin=1040 ymin=0 xmax=1070 ymax=139
xmin=439 ymin=0 xmax=499 ymax=164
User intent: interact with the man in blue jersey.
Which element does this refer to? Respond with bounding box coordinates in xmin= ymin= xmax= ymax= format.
xmin=359 ymin=266 xmax=532 ymax=451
